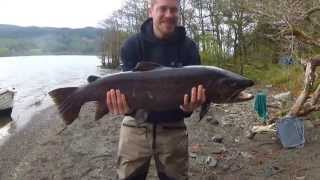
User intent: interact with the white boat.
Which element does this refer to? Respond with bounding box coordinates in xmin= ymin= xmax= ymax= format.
xmin=0 ymin=88 xmax=15 ymax=116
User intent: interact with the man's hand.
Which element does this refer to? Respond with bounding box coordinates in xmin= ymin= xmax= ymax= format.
xmin=180 ymin=85 xmax=206 ymax=112
xmin=106 ymin=89 xmax=132 ymax=115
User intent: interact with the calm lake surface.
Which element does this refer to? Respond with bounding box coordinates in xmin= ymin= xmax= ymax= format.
xmin=0 ymin=55 xmax=112 ymax=140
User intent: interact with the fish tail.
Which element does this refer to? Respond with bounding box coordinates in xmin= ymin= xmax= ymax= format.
xmin=49 ymin=87 xmax=81 ymax=125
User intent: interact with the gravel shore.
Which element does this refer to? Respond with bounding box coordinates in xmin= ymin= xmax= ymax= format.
xmin=1 ymin=98 xmax=320 ymax=180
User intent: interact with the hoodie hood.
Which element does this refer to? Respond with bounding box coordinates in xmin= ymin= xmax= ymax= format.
xmin=140 ymin=18 xmax=186 ymax=44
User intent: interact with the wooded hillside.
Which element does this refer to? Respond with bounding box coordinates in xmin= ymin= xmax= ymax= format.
xmin=0 ymin=24 xmax=103 ymax=57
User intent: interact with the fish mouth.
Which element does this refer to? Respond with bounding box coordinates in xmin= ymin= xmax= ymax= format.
xmin=231 ymin=90 xmax=254 ymax=102
xmin=226 ymin=88 xmax=254 ymax=103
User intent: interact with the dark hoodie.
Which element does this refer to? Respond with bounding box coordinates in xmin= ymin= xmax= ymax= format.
xmin=121 ymin=18 xmax=201 ymax=123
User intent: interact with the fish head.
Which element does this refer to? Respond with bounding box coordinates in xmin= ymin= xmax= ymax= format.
xmin=207 ymin=68 xmax=255 ymax=103
xmin=226 ymin=78 xmax=255 ymax=103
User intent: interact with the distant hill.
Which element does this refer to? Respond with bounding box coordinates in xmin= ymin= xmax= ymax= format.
xmin=0 ymin=24 xmax=103 ymax=57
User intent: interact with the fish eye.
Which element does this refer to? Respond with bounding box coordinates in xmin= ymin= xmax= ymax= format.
xmin=222 ymin=79 xmax=237 ymax=87
xmin=230 ymin=82 xmax=237 ymax=87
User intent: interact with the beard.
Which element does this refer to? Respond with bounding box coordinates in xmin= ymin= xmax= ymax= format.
xmin=160 ymin=17 xmax=177 ymax=25
xmin=158 ymin=17 xmax=177 ymax=35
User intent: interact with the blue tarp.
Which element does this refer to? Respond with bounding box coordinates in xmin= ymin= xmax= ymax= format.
xmin=279 ymin=56 xmax=295 ymax=65
xmin=276 ymin=117 xmax=305 ymax=149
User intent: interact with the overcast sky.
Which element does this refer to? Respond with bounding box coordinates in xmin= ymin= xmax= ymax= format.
xmin=1 ymin=0 xmax=126 ymax=28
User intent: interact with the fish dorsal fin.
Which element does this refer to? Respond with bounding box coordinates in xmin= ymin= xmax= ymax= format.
xmin=133 ymin=62 xmax=163 ymax=72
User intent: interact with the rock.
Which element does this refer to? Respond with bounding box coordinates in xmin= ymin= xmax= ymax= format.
xmin=189 ymin=152 xmax=197 ymax=159
xmin=205 ymin=156 xmax=212 ymax=164
xmin=211 ymin=135 xmax=223 ymax=143
xmin=208 ymin=160 xmax=218 ymax=168
xmin=194 ymin=155 xmax=219 ymax=167
xmin=196 ymin=156 xmax=207 ymax=165
xmin=230 ymin=164 xmax=243 ymax=172
xmin=205 ymin=115 xmax=220 ymax=125
xmin=222 ymin=164 xmax=231 ymax=171
xmin=295 ymin=176 xmax=306 ymax=180
xmin=264 ymin=166 xmax=273 ymax=177
xmin=190 ymin=144 xmax=201 ymax=153
xmin=234 ymin=136 xmax=240 ymax=143
xmin=206 ymin=156 xmax=218 ymax=167
xmin=246 ymin=130 xmax=256 ymax=139
xmin=221 ymin=119 xmax=233 ymax=127
xmin=225 ymin=150 xmax=240 ymax=161
xmin=273 ymin=91 xmax=291 ymax=101
xmin=211 ymin=144 xmax=226 ymax=154
xmin=312 ymin=135 xmax=319 ymax=141
xmin=209 ymin=119 xmax=220 ymax=126
xmin=204 ymin=116 xmax=220 ymax=126
xmin=264 ymin=165 xmax=282 ymax=177
xmin=240 ymin=152 xmax=254 ymax=159
xmin=204 ymin=115 xmax=213 ymax=122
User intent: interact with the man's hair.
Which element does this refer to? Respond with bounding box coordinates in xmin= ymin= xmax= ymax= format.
xmin=149 ymin=0 xmax=156 ymax=7
xmin=149 ymin=0 xmax=179 ymax=8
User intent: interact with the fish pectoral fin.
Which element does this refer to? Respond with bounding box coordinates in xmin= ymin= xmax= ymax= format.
xmin=133 ymin=62 xmax=164 ymax=71
xmin=95 ymin=102 xmax=108 ymax=121
xmin=87 ymin=75 xmax=101 ymax=83
xmin=199 ymin=102 xmax=211 ymax=121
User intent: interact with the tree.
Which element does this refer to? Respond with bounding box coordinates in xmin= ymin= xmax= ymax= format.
xmin=100 ymin=15 xmax=124 ymax=68
xmin=99 ymin=0 xmax=149 ymax=68
xmin=249 ymin=0 xmax=320 ymax=59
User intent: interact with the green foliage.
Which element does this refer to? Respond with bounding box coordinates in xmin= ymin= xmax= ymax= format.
xmin=200 ymin=34 xmax=228 ymax=67
xmin=201 ymin=31 xmax=305 ymax=91
xmin=245 ymin=63 xmax=304 ymax=91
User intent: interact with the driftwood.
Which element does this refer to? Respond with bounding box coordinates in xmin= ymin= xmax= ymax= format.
xmin=249 ymin=58 xmax=320 ymax=138
xmin=289 ymin=58 xmax=320 ymax=116
xmin=247 ymin=124 xmax=276 ymax=139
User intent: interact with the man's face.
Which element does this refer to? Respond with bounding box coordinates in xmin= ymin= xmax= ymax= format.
xmin=149 ymin=0 xmax=178 ymax=39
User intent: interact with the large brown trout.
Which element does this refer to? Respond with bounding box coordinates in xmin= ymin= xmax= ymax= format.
xmin=49 ymin=62 xmax=254 ymax=125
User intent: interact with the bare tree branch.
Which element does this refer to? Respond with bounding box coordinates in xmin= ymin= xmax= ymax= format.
xmin=280 ymin=28 xmax=320 ymax=47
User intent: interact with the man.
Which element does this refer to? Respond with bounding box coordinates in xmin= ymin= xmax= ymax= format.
xmin=106 ymin=0 xmax=205 ymax=179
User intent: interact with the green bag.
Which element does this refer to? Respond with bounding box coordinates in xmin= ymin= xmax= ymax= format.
xmin=254 ymin=91 xmax=268 ymax=122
